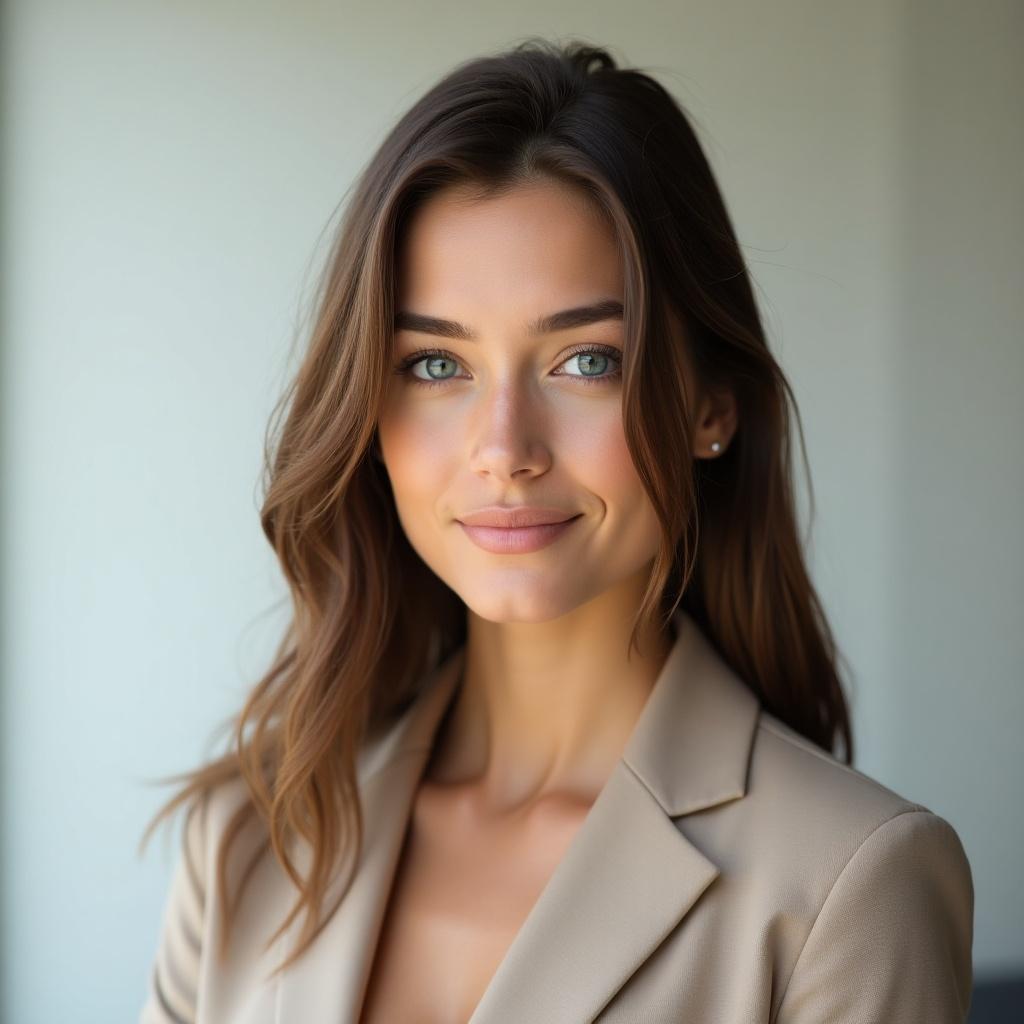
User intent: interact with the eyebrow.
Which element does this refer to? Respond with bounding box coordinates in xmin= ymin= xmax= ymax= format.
xmin=393 ymin=298 xmax=624 ymax=341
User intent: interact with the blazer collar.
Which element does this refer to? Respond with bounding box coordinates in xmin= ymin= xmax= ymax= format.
xmin=275 ymin=606 xmax=762 ymax=1023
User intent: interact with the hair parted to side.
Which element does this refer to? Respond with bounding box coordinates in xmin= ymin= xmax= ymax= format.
xmin=138 ymin=36 xmax=853 ymax=979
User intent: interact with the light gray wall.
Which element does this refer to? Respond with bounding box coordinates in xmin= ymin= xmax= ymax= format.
xmin=1 ymin=2 xmax=1020 ymax=1020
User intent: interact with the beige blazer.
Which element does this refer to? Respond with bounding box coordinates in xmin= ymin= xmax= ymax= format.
xmin=140 ymin=608 xmax=974 ymax=1023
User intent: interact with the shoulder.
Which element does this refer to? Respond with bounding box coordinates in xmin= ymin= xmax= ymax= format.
xmin=684 ymin=704 xmax=975 ymax=940
xmin=201 ymin=774 xmax=260 ymax=841
xmin=754 ymin=709 xmax=918 ymax=819
xmin=162 ymin=773 xmax=269 ymax=941
xmin=743 ymin=714 xmax=975 ymax=1020
xmin=691 ymin=710 xmax=976 ymax=1020
xmin=744 ymin=711 xmax=973 ymax=1004
xmin=743 ymin=709 xmax=972 ymax=875
xmin=172 ymin=774 xmax=261 ymax=884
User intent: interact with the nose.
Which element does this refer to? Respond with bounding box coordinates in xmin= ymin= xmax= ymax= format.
xmin=466 ymin=376 xmax=552 ymax=481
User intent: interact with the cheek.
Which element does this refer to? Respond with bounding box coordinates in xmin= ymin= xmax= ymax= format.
xmin=574 ymin=409 xmax=661 ymax=551
xmin=377 ymin=400 xmax=458 ymax=510
xmin=573 ymin=407 xmax=643 ymax=506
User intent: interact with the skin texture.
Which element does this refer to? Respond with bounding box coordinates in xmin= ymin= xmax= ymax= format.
xmin=365 ymin=177 xmax=737 ymax=1021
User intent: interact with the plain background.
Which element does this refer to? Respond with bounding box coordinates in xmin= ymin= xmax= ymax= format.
xmin=1 ymin=2 xmax=1021 ymax=1021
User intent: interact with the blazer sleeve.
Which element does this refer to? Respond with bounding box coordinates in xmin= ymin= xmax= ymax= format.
xmin=139 ymin=798 xmax=210 ymax=1024
xmin=774 ymin=808 xmax=974 ymax=1024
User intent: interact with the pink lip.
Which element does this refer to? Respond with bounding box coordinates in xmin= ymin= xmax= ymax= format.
xmin=457 ymin=506 xmax=579 ymax=528
xmin=457 ymin=514 xmax=583 ymax=554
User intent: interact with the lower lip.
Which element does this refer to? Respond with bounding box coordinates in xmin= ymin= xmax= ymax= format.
xmin=457 ymin=515 xmax=583 ymax=554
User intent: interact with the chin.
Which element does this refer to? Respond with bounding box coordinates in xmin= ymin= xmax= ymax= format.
xmin=456 ymin=581 xmax=590 ymax=626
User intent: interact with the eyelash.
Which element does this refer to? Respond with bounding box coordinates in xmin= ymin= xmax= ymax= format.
xmin=393 ymin=343 xmax=624 ymax=390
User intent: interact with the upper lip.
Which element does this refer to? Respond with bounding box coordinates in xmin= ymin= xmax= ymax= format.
xmin=457 ymin=506 xmax=581 ymax=528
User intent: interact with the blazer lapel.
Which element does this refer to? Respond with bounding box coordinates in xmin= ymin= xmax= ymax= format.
xmin=468 ymin=751 xmax=718 ymax=1023
xmin=275 ymin=607 xmax=762 ymax=1024
xmin=468 ymin=608 xmax=761 ymax=1023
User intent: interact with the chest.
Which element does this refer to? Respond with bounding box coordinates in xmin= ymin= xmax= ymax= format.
xmin=358 ymin=786 xmax=590 ymax=1024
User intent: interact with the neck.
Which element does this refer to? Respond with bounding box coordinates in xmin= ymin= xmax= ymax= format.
xmin=422 ymin=576 xmax=676 ymax=816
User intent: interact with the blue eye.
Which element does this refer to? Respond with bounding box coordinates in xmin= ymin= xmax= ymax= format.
xmin=394 ymin=345 xmax=623 ymax=390
xmin=409 ymin=354 xmax=461 ymax=384
xmin=560 ymin=350 xmax=615 ymax=379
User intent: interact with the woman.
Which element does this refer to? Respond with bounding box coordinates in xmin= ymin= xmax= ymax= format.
xmin=138 ymin=39 xmax=974 ymax=1023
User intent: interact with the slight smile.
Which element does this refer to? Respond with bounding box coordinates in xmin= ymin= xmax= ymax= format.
xmin=455 ymin=508 xmax=584 ymax=555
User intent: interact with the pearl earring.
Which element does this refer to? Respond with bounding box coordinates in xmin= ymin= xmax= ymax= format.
xmin=710 ymin=441 xmax=722 ymax=453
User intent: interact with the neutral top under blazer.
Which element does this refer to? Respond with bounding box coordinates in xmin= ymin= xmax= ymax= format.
xmin=139 ymin=606 xmax=975 ymax=1023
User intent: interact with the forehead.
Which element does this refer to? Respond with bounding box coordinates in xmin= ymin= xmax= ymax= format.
xmin=395 ymin=179 xmax=623 ymax=324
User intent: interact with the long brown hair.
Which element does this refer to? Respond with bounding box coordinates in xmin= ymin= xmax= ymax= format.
xmin=138 ymin=36 xmax=853 ymax=978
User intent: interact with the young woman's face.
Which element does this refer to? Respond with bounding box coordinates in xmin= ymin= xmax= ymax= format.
xmin=376 ymin=177 xmax=663 ymax=623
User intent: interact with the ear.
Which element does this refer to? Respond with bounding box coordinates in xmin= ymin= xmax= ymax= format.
xmin=692 ymin=387 xmax=738 ymax=458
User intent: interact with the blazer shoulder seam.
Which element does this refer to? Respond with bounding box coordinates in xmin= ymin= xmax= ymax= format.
xmin=770 ymin=807 xmax=940 ymax=1021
